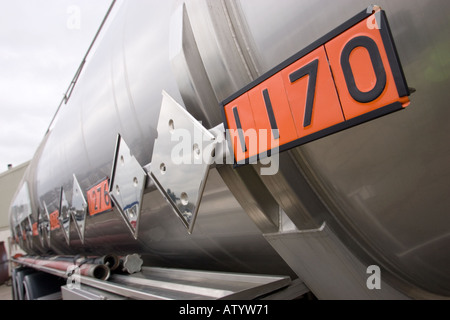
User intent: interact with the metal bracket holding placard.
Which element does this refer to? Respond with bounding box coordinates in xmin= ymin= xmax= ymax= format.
xmin=22 ymin=216 xmax=34 ymax=250
xmin=37 ymin=208 xmax=46 ymax=247
xmin=40 ymin=202 xmax=51 ymax=247
xmin=59 ymin=187 xmax=71 ymax=245
xmin=70 ymin=174 xmax=88 ymax=244
xmin=109 ymin=134 xmax=147 ymax=239
xmin=149 ymin=91 xmax=216 ymax=234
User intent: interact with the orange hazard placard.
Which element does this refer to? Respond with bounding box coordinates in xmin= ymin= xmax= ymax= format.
xmin=221 ymin=9 xmax=410 ymax=165
xmin=49 ymin=210 xmax=60 ymax=231
xmin=87 ymin=178 xmax=113 ymax=216
xmin=32 ymin=222 xmax=38 ymax=236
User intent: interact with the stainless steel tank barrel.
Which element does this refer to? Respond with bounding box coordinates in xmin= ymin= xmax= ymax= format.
xmin=9 ymin=0 xmax=450 ymax=299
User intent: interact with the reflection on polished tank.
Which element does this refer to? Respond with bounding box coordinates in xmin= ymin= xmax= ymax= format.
xmin=9 ymin=0 xmax=450 ymax=300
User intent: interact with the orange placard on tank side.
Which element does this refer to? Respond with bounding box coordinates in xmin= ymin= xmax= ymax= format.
xmin=49 ymin=210 xmax=60 ymax=231
xmin=87 ymin=179 xmax=113 ymax=216
xmin=221 ymin=10 xmax=411 ymax=166
xmin=32 ymin=222 xmax=38 ymax=236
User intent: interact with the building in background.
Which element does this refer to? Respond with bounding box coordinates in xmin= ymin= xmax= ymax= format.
xmin=0 ymin=162 xmax=29 ymax=261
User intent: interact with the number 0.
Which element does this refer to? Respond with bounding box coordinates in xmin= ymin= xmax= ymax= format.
xmin=340 ymin=36 xmax=386 ymax=103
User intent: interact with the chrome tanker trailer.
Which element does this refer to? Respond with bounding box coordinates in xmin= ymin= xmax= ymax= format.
xmin=8 ymin=0 xmax=450 ymax=300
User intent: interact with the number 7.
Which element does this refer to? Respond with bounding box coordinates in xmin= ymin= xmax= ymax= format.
xmin=289 ymin=59 xmax=319 ymax=127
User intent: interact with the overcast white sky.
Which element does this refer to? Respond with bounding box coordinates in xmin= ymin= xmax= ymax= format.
xmin=0 ymin=0 xmax=112 ymax=174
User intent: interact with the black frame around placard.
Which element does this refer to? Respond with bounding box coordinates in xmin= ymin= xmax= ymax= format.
xmin=220 ymin=8 xmax=410 ymax=167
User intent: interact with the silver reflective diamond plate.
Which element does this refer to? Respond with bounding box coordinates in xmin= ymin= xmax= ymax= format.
xmin=150 ymin=91 xmax=216 ymax=233
xmin=59 ymin=187 xmax=71 ymax=245
xmin=109 ymin=134 xmax=147 ymax=239
xmin=71 ymin=174 xmax=88 ymax=244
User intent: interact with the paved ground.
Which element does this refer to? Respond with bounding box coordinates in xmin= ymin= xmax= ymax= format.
xmin=0 ymin=282 xmax=12 ymax=300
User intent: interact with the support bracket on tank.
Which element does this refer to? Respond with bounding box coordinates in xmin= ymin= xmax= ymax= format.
xmin=70 ymin=174 xmax=88 ymax=244
xmin=59 ymin=187 xmax=71 ymax=245
xmin=109 ymin=134 xmax=147 ymax=239
xmin=149 ymin=91 xmax=217 ymax=234
xmin=40 ymin=201 xmax=52 ymax=247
